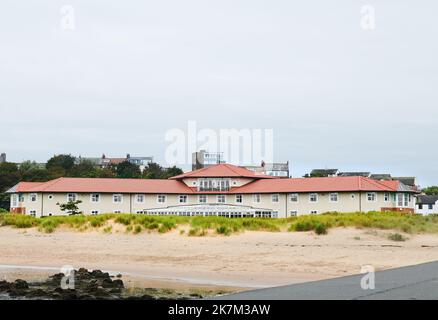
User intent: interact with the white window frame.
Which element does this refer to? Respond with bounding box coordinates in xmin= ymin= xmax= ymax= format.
xmin=217 ymin=195 xmax=226 ymax=203
xmin=157 ymin=194 xmax=166 ymax=203
xmin=48 ymin=194 xmax=54 ymax=200
xmin=135 ymin=194 xmax=145 ymax=203
xmin=290 ymin=210 xmax=298 ymax=216
xmin=179 ymin=195 xmax=188 ymax=203
xmin=30 ymin=193 xmax=37 ymax=202
xmin=367 ymin=192 xmax=377 ymax=202
xmin=310 ymin=210 xmax=318 ymax=215
xmin=235 ymin=194 xmax=243 ymax=203
xmin=91 ymin=210 xmax=99 ymax=215
xmin=114 ymin=210 xmax=121 ymax=214
xmin=309 ymin=193 xmax=318 ymax=203
xmin=29 ymin=210 xmax=37 ymax=216
xmin=198 ymin=195 xmax=207 ymax=204
xmin=90 ymin=193 xmax=100 ymax=203
xmin=272 ymin=194 xmax=279 ymax=203
xmin=113 ymin=194 xmax=123 ymax=203
xmin=18 ymin=194 xmax=24 ymax=202
xmin=384 ymin=193 xmax=390 ymax=202
xmin=11 ymin=194 xmax=18 ymax=207
xmin=67 ymin=193 xmax=77 ymax=202
xmin=290 ymin=193 xmax=299 ymax=202
xmin=329 ymin=193 xmax=338 ymax=203
xmin=253 ymin=194 xmax=261 ymax=203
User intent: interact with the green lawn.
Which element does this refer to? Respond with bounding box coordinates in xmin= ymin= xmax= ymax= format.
xmin=1 ymin=212 xmax=438 ymax=236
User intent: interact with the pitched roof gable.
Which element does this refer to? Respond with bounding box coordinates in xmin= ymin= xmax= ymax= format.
xmin=170 ymin=163 xmax=276 ymax=180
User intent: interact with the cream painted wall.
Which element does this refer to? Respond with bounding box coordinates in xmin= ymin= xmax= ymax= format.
xmin=11 ymin=191 xmax=415 ymax=218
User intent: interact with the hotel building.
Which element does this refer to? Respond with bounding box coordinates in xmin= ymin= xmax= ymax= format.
xmin=7 ymin=164 xmax=416 ymax=218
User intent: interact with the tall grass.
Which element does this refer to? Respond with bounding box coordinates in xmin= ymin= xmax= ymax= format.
xmin=1 ymin=212 xmax=438 ymax=236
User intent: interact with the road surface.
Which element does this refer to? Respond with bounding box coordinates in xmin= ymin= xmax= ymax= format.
xmin=215 ymin=261 xmax=438 ymax=300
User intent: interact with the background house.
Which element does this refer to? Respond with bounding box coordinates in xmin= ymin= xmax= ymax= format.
xmin=416 ymin=195 xmax=438 ymax=215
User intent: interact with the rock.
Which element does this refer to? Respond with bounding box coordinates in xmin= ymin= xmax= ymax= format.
xmin=112 ymin=279 xmax=124 ymax=289
xmin=12 ymin=279 xmax=29 ymax=290
xmin=0 ymin=280 xmax=10 ymax=291
xmin=25 ymin=289 xmax=47 ymax=299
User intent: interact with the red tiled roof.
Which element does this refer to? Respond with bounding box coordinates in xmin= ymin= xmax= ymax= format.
xmin=231 ymin=176 xmax=402 ymax=194
xmin=170 ymin=163 xmax=276 ymax=180
xmin=14 ymin=177 xmax=193 ymax=194
xmin=8 ymin=175 xmax=410 ymax=195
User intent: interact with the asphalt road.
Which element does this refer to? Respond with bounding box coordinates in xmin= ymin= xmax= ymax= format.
xmin=215 ymin=261 xmax=438 ymax=300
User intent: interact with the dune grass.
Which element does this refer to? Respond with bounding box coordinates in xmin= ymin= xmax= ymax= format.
xmin=1 ymin=211 xmax=438 ymax=236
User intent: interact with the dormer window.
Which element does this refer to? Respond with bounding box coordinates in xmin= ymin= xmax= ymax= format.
xmin=198 ymin=178 xmax=230 ymax=191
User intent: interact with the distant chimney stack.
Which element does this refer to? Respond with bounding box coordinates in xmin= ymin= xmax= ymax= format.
xmin=0 ymin=153 xmax=6 ymax=163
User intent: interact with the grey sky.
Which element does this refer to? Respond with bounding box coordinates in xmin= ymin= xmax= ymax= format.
xmin=1 ymin=1 xmax=437 ymax=186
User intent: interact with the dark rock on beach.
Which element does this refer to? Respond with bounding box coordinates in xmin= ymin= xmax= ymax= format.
xmin=0 ymin=268 xmax=203 ymax=300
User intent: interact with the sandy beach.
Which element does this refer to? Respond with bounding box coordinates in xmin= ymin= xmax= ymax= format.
xmin=1 ymin=226 xmax=438 ymax=292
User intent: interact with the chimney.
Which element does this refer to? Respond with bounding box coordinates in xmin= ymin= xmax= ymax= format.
xmin=127 ymin=153 xmax=131 ymax=159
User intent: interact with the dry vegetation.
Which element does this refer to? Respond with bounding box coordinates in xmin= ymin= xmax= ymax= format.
xmin=1 ymin=212 xmax=438 ymax=237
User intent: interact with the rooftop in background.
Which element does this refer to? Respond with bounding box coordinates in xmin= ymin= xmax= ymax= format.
xmin=338 ymin=172 xmax=371 ymax=177
xmin=309 ymin=169 xmax=339 ymax=177
xmin=416 ymin=195 xmax=438 ymax=205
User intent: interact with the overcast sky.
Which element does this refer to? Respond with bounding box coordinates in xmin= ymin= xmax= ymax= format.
xmin=1 ymin=1 xmax=437 ymax=186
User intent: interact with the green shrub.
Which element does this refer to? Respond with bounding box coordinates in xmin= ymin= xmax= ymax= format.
xmin=133 ymin=225 xmax=142 ymax=234
xmin=388 ymin=233 xmax=406 ymax=242
xmin=314 ymin=223 xmax=328 ymax=235
xmin=216 ymin=226 xmax=231 ymax=236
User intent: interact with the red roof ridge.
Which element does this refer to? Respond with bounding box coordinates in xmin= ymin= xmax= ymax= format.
xmin=362 ymin=177 xmax=399 ymax=191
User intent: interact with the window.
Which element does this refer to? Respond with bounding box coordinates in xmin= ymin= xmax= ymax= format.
xmin=113 ymin=194 xmax=123 ymax=203
xmin=198 ymin=195 xmax=207 ymax=203
xmin=136 ymin=210 xmax=144 ymax=214
xmin=179 ymin=195 xmax=188 ymax=203
xmin=91 ymin=193 xmax=100 ymax=203
xmin=429 ymin=204 xmax=434 ymax=210
xmin=404 ymin=194 xmax=409 ymax=207
xmin=91 ymin=210 xmax=99 ymax=215
xmin=67 ymin=193 xmax=77 ymax=202
xmin=30 ymin=193 xmax=37 ymax=202
xmin=29 ymin=210 xmax=36 ymax=216
xmin=384 ymin=193 xmax=390 ymax=202
xmin=136 ymin=194 xmax=145 ymax=203
xmin=351 ymin=194 xmax=356 ymax=199
xmin=329 ymin=193 xmax=338 ymax=202
xmin=290 ymin=193 xmax=298 ymax=202
xmin=290 ymin=211 xmax=298 ymax=216
xmin=217 ymin=195 xmax=226 ymax=203
xmin=253 ymin=194 xmax=261 ymax=203
xmin=367 ymin=193 xmax=376 ymax=202
xmin=157 ymin=195 xmax=166 ymax=203
xmin=198 ymin=178 xmax=230 ymax=191
xmin=272 ymin=194 xmax=279 ymax=203
xmin=11 ymin=195 xmax=18 ymax=207
xmin=48 ymin=194 xmax=54 ymax=200
xmin=114 ymin=210 xmax=121 ymax=214
xmin=397 ymin=193 xmax=404 ymax=207
xmin=418 ymin=204 xmax=423 ymax=210
xmin=18 ymin=194 xmax=24 ymax=202
xmin=235 ymin=194 xmax=242 ymax=203
xmin=310 ymin=210 xmax=318 ymax=215
xmin=309 ymin=193 xmax=318 ymax=202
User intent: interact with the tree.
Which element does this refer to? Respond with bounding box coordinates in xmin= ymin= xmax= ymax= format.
xmin=423 ymin=186 xmax=438 ymax=195
xmin=164 ymin=166 xmax=183 ymax=179
xmin=0 ymin=162 xmax=21 ymax=210
xmin=69 ymin=160 xmax=99 ymax=178
xmin=57 ymin=200 xmax=83 ymax=215
xmin=46 ymin=154 xmax=76 ymax=172
xmin=142 ymin=162 xmax=164 ymax=179
xmin=115 ymin=161 xmax=141 ymax=179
